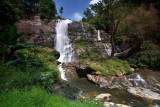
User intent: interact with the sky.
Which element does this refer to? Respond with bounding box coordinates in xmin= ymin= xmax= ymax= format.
xmin=54 ymin=0 xmax=102 ymax=21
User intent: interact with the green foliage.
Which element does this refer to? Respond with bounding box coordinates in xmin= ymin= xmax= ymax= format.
xmin=0 ymin=0 xmax=21 ymax=25
xmin=76 ymin=37 xmax=85 ymax=48
xmin=140 ymin=41 xmax=153 ymax=51
xmin=128 ymin=50 xmax=160 ymax=70
xmin=87 ymin=25 xmax=95 ymax=35
xmin=39 ymin=0 xmax=57 ymax=21
xmin=0 ymin=87 xmax=102 ymax=107
xmin=79 ymin=51 xmax=86 ymax=58
xmin=0 ymin=46 xmax=60 ymax=91
xmin=114 ymin=36 xmax=123 ymax=45
xmin=87 ymin=47 xmax=100 ymax=60
xmin=83 ymin=8 xmax=94 ymax=21
xmin=60 ymin=6 xmax=64 ymax=16
xmin=0 ymin=26 xmax=26 ymax=62
xmin=87 ymin=58 xmax=132 ymax=76
xmin=56 ymin=15 xmax=63 ymax=19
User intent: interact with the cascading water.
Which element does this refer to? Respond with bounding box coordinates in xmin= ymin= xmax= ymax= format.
xmin=55 ymin=20 xmax=76 ymax=62
xmin=129 ymin=73 xmax=147 ymax=88
xmin=104 ymin=44 xmax=112 ymax=56
xmin=97 ymin=30 xmax=101 ymax=41
xmin=55 ymin=20 xmax=76 ymax=80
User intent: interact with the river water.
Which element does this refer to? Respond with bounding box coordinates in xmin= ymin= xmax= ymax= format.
xmin=69 ymin=78 xmax=160 ymax=107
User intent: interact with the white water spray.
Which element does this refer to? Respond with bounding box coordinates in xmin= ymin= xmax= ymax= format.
xmin=97 ymin=30 xmax=101 ymax=41
xmin=104 ymin=44 xmax=112 ymax=56
xmin=55 ymin=20 xmax=76 ymax=62
xmin=129 ymin=73 xmax=147 ymax=87
xmin=55 ymin=20 xmax=76 ymax=80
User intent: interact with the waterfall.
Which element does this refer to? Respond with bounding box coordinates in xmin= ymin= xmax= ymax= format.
xmin=97 ymin=30 xmax=101 ymax=41
xmin=104 ymin=44 xmax=112 ymax=56
xmin=55 ymin=20 xmax=76 ymax=80
xmin=55 ymin=20 xmax=76 ymax=62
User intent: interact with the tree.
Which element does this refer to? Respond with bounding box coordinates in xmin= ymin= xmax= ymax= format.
xmin=39 ymin=0 xmax=57 ymax=21
xmin=59 ymin=6 xmax=63 ymax=16
xmin=83 ymin=0 xmax=130 ymax=57
xmin=83 ymin=8 xmax=93 ymax=22
xmin=101 ymin=0 xmax=130 ymax=57
xmin=0 ymin=0 xmax=22 ymax=25
xmin=0 ymin=26 xmax=23 ymax=62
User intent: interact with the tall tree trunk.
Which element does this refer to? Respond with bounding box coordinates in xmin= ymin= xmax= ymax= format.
xmin=110 ymin=20 xmax=120 ymax=58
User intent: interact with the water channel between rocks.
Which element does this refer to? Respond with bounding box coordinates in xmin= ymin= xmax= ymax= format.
xmin=68 ymin=78 xmax=160 ymax=107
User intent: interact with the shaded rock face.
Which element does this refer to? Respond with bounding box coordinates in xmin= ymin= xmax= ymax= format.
xmin=68 ymin=21 xmax=111 ymax=58
xmin=15 ymin=16 xmax=56 ymax=48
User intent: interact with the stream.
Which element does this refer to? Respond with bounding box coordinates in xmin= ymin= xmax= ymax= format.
xmin=69 ymin=78 xmax=160 ymax=107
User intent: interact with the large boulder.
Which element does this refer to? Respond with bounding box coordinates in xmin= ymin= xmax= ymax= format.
xmin=95 ymin=93 xmax=112 ymax=102
xmin=87 ymin=74 xmax=133 ymax=89
xmin=127 ymin=87 xmax=160 ymax=101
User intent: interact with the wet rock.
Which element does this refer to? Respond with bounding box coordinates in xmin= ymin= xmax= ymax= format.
xmin=65 ymin=68 xmax=79 ymax=79
xmin=87 ymin=74 xmax=112 ymax=87
xmin=127 ymin=87 xmax=160 ymax=100
xmin=95 ymin=93 xmax=111 ymax=101
xmin=104 ymin=102 xmax=131 ymax=107
xmin=51 ymin=80 xmax=69 ymax=91
xmin=87 ymin=74 xmax=133 ymax=89
xmin=54 ymin=86 xmax=81 ymax=100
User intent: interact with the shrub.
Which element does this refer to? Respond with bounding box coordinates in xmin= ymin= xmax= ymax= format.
xmin=114 ymin=36 xmax=123 ymax=45
xmin=0 ymin=46 xmax=60 ymax=92
xmin=87 ymin=25 xmax=95 ymax=35
xmin=128 ymin=50 xmax=160 ymax=70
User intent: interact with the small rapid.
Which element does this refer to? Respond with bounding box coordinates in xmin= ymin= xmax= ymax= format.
xmin=104 ymin=44 xmax=112 ymax=56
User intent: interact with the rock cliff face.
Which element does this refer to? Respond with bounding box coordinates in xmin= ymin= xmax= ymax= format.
xmin=15 ymin=16 xmax=56 ymax=48
xmin=68 ymin=21 xmax=111 ymax=58
xmin=15 ymin=17 xmax=111 ymax=58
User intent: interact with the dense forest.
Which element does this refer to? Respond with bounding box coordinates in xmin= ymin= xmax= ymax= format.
xmin=0 ymin=0 xmax=160 ymax=107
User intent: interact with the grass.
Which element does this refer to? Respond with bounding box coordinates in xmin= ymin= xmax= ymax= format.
xmin=0 ymin=87 xmax=103 ymax=107
xmin=84 ymin=58 xmax=132 ymax=76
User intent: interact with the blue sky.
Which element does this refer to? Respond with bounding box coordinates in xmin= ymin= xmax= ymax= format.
xmin=54 ymin=0 xmax=102 ymax=21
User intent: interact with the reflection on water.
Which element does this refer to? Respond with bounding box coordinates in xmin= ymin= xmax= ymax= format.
xmin=68 ymin=78 xmax=160 ymax=107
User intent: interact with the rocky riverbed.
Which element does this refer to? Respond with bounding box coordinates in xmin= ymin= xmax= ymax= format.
xmin=55 ymin=61 xmax=160 ymax=107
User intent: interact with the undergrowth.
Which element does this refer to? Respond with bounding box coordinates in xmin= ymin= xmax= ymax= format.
xmin=0 ymin=46 xmax=60 ymax=92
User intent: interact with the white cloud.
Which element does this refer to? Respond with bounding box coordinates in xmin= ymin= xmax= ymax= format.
xmin=72 ymin=12 xmax=82 ymax=21
xmin=89 ymin=0 xmax=102 ymax=5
